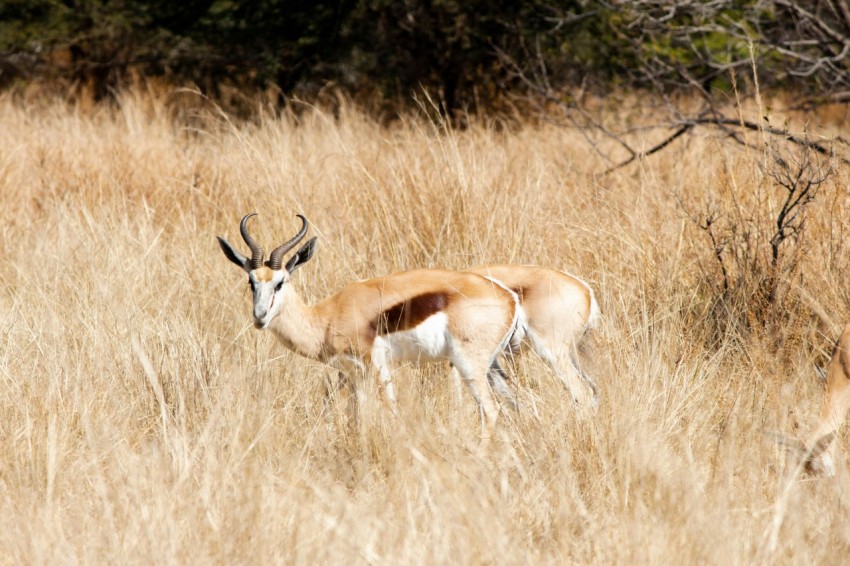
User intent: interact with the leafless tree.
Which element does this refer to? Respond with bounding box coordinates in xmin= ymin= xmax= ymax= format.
xmin=496 ymin=0 xmax=850 ymax=173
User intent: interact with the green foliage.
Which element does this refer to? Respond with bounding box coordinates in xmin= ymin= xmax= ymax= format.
xmin=3 ymin=0 xmax=84 ymax=46
xmin=1 ymin=0 xmax=847 ymax=108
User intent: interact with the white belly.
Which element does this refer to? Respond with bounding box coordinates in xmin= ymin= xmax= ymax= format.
xmin=375 ymin=312 xmax=450 ymax=364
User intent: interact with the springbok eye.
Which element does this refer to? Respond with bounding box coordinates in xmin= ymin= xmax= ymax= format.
xmin=248 ymin=280 xmax=256 ymax=292
xmin=275 ymin=281 xmax=284 ymax=292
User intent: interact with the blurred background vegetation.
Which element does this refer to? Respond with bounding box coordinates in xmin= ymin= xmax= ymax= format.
xmin=2 ymin=1 xmax=850 ymax=114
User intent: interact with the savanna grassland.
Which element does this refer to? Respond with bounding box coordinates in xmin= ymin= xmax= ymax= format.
xmin=1 ymin=90 xmax=849 ymax=564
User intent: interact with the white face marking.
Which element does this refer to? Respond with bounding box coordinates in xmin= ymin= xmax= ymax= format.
xmin=373 ymin=312 xmax=450 ymax=364
xmin=249 ymin=270 xmax=288 ymax=328
xmin=811 ymin=452 xmax=836 ymax=477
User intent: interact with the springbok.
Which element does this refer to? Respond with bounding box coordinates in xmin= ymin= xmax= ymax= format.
xmin=217 ymin=213 xmax=523 ymax=439
xmin=801 ymin=324 xmax=850 ymax=476
xmin=467 ymin=265 xmax=600 ymax=409
xmin=770 ymin=324 xmax=850 ymax=477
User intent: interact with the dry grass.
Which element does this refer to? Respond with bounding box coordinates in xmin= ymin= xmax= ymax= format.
xmin=1 ymin=90 xmax=849 ymax=564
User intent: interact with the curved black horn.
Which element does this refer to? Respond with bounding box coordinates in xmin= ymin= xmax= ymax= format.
xmin=240 ymin=213 xmax=264 ymax=270
xmin=268 ymin=215 xmax=309 ymax=270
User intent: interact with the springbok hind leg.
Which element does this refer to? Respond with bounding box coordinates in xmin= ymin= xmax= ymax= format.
xmin=487 ymin=359 xmax=519 ymax=411
xmin=554 ymin=355 xmax=596 ymax=410
xmin=529 ymin=331 xmax=596 ymax=410
xmin=572 ymin=352 xmax=599 ymax=406
xmin=452 ymin=348 xmax=501 ymax=442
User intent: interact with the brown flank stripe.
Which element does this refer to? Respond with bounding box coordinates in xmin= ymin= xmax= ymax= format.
xmin=372 ymin=292 xmax=451 ymax=335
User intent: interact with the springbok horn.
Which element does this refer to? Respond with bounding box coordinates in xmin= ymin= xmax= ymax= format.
xmin=240 ymin=213 xmax=264 ymax=270
xmin=268 ymin=215 xmax=309 ymax=270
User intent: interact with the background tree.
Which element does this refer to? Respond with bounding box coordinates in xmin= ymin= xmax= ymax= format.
xmin=4 ymin=0 xmax=850 ymax=112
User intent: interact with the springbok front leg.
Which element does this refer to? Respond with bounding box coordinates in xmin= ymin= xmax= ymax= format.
xmin=367 ymin=342 xmax=399 ymax=416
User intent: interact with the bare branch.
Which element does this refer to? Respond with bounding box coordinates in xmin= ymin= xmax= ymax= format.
xmin=603 ymin=123 xmax=693 ymax=174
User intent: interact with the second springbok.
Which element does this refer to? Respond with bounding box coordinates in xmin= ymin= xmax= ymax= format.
xmin=468 ymin=265 xmax=600 ymax=409
xmin=801 ymin=324 xmax=850 ymax=476
xmin=370 ymin=264 xmax=601 ymax=413
xmin=771 ymin=324 xmax=850 ymax=477
xmin=217 ymin=213 xmax=523 ymax=439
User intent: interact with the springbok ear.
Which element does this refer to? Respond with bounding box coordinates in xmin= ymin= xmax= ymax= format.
xmin=808 ymin=432 xmax=835 ymax=460
xmin=217 ymin=236 xmax=250 ymax=272
xmin=285 ymin=237 xmax=317 ymax=274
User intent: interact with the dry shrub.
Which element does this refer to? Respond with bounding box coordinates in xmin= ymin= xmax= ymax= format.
xmin=679 ymin=131 xmax=844 ymax=355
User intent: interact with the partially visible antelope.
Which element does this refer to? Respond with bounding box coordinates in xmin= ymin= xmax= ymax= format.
xmin=771 ymin=324 xmax=850 ymax=477
xmin=467 ymin=265 xmax=600 ymax=409
xmin=217 ymin=213 xmax=524 ymax=439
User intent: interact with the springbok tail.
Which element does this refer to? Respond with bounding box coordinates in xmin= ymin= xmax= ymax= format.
xmin=586 ymin=285 xmax=601 ymax=330
xmin=482 ymin=275 xmax=527 ymax=354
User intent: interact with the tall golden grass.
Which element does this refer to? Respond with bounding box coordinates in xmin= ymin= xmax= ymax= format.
xmin=1 ymin=90 xmax=848 ymax=564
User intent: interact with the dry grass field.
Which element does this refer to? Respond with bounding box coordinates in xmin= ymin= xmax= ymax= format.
xmin=1 ymin=90 xmax=849 ymax=564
